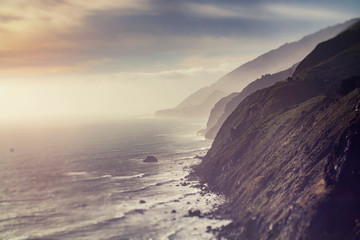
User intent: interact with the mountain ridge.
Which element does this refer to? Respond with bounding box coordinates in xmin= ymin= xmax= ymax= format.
xmin=193 ymin=20 xmax=360 ymax=239
xmin=155 ymin=19 xmax=358 ymax=119
xmin=155 ymin=89 xmax=227 ymax=118
xmin=202 ymin=63 xmax=298 ymax=139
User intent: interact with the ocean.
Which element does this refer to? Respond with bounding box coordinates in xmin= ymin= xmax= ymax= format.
xmin=0 ymin=118 xmax=230 ymax=240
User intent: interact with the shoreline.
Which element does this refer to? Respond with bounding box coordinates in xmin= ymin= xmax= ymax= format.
xmin=187 ymin=153 xmax=237 ymax=239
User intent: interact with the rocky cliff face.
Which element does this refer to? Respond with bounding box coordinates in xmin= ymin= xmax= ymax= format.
xmin=202 ymin=64 xmax=297 ymax=139
xmin=194 ymin=21 xmax=360 ymax=239
xmin=197 ymin=92 xmax=238 ymax=136
xmin=155 ymin=19 xmax=358 ymax=119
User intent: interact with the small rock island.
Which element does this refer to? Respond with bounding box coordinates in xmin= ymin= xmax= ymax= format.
xmin=143 ymin=156 xmax=158 ymax=163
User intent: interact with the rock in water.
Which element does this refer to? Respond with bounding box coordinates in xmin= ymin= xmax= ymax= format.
xmin=143 ymin=156 xmax=158 ymax=162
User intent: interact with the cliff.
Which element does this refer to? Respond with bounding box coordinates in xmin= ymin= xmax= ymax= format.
xmin=155 ymin=19 xmax=358 ymax=119
xmin=194 ymin=20 xmax=360 ymax=239
xmin=197 ymin=92 xmax=238 ymax=136
xmin=202 ymin=64 xmax=297 ymax=139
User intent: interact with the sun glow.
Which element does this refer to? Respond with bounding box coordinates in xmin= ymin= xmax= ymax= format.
xmin=0 ymin=0 xmax=358 ymax=124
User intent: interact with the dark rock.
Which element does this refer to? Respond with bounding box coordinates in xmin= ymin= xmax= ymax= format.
xmin=192 ymin=183 xmax=207 ymax=190
xmin=139 ymin=200 xmax=146 ymax=204
xmin=188 ymin=209 xmax=201 ymax=217
xmin=171 ymin=210 xmax=177 ymax=213
xmin=134 ymin=209 xmax=146 ymax=214
xmin=143 ymin=156 xmax=158 ymax=162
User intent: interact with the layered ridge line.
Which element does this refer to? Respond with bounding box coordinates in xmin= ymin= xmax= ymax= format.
xmin=193 ymin=20 xmax=360 ymax=239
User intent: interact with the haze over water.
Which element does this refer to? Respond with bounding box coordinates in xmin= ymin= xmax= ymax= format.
xmin=0 ymin=118 xmax=230 ymax=240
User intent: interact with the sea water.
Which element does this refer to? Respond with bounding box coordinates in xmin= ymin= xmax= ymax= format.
xmin=0 ymin=118 xmax=230 ymax=240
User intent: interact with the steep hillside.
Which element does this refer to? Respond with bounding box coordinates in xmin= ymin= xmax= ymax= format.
xmin=203 ymin=64 xmax=297 ymax=139
xmin=155 ymin=89 xmax=227 ymax=118
xmin=197 ymin=92 xmax=238 ymax=136
xmin=194 ymin=20 xmax=360 ymax=239
xmin=155 ymin=19 xmax=358 ymax=118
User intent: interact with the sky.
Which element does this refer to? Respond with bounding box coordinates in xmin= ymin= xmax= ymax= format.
xmin=0 ymin=0 xmax=359 ymax=124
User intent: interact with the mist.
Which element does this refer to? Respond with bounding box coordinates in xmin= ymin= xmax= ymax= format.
xmin=0 ymin=73 xmax=227 ymax=124
xmin=1 ymin=0 xmax=358 ymax=126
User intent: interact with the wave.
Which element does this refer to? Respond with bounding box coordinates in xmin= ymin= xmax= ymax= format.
xmin=10 ymin=213 xmax=127 ymax=240
xmin=110 ymin=179 xmax=177 ymax=197
xmin=112 ymin=173 xmax=149 ymax=180
xmin=64 ymin=172 xmax=151 ymax=182
xmin=18 ymin=207 xmax=154 ymax=240
xmin=173 ymin=148 xmax=209 ymax=156
xmin=85 ymin=174 xmax=112 ymax=181
xmin=148 ymin=192 xmax=197 ymax=209
xmin=64 ymin=171 xmax=89 ymax=177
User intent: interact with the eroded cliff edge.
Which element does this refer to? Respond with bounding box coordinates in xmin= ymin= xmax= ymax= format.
xmin=194 ymin=21 xmax=360 ymax=239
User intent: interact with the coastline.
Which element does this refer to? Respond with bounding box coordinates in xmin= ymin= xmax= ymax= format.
xmin=187 ymin=154 xmax=237 ymax=239
xmin=0 ymin=118 xmax=233 ymax=240
xmin=189 ymin=20 xmax=360 ymax=239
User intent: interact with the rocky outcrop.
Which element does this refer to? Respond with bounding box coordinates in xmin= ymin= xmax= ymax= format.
xmin=194 ymin=20 xmax=360 ymax=239
xmin=143 ymin=156 xmax=158 ymax=162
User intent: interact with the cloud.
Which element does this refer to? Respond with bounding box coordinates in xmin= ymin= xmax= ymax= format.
xmin=0 ymin=0 xmax=358 ymax=75
xmin=183 ymin=3 xmax=259 ymax=19
xmin=264 ymin=3 xmax=358 ymax=21
xmin=113 ymin=65 xmax=232 ymax=81
xmin=0 ymin=58 xmax=109 ymax=75
xmin=0 ymin=0 xmax=358 ymax=121
xmin=0 ymin=14 xmax=22 ymax=23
